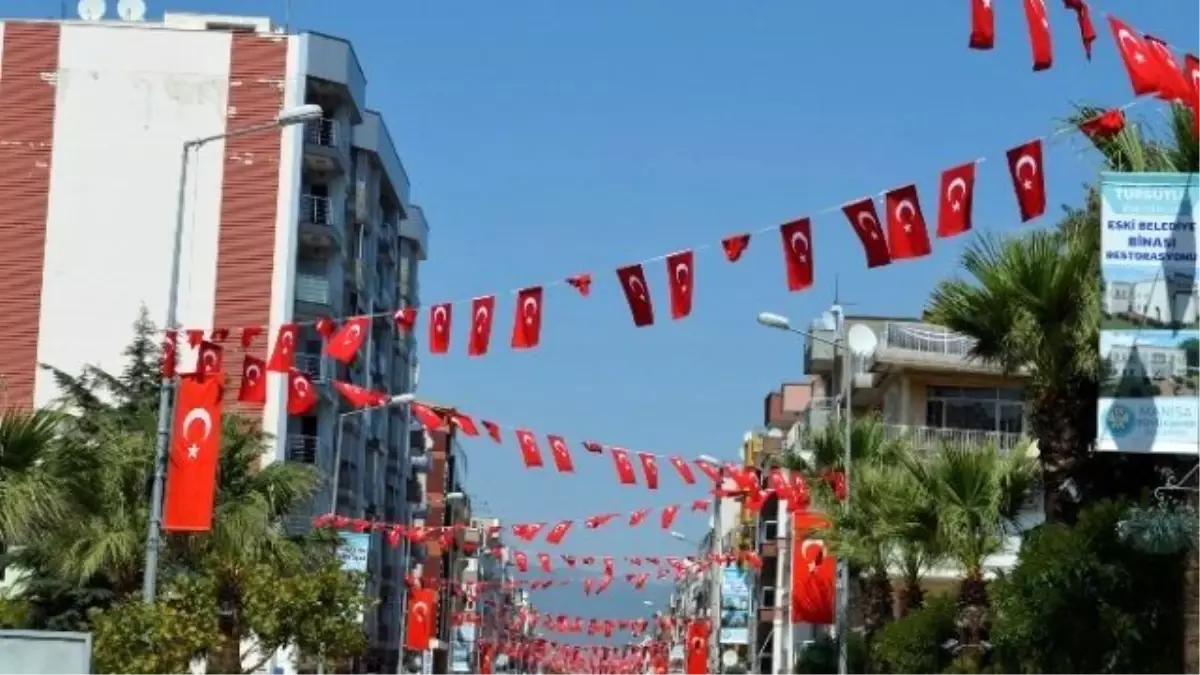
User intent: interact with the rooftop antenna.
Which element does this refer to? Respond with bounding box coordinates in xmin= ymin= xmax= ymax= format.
xmin=116 ymin=0 xmax=145 ymax=21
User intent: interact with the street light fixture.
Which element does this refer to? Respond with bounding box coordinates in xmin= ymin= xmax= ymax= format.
xmin=330 ymin=393 xmax=418 ymax=514
xmin=696 ymin=453 xmax=720 ymax=465
xmin=142 ymin=104 xmax=335 ymax=605
xmin=756 ymin=312 xmax=792 ymax=331
xmin=669 ymin=531 xmax=690 ymax=542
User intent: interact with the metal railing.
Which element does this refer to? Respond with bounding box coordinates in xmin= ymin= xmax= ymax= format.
xmin=295 ymin=273 xmax=331 ymax=305
xmin=304 ymin=117 xmax=339 ymax=148
xmin=883 ymin=423 xmax=1024 ymax=453
xmin=300 ymin=194 xmax=335 ymax=226
xmin=880 ymin=322 xmax=977 ymax=357
xmin=287 ymin=434 xmax=319 ymax=464
xmin=294 ymin=352 xmax=322 ymax=379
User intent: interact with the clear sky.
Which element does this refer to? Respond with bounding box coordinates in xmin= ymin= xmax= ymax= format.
xmin=6 ymin=1 xmax=1196 ymax=565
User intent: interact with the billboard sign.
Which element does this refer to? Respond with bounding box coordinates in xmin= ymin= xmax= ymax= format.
xmin=1098 ymin=172 xmax=1199 ymax=455
xmin=718 ymin=564 xmax=750 ymax=645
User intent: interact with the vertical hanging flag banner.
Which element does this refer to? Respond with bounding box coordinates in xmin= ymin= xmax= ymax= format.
xmin=1097 ymin=172 xmax=1199 ymax=455
xmin=163 ymin=374 xmax=224 ymax=531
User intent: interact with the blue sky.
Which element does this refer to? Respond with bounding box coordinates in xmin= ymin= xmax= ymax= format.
xmin=8 ymin=1 xmax=1196 ymax=565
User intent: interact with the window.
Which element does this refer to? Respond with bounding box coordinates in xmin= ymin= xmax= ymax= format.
xmin=925 ymin=386 xmax=1024 ymax=435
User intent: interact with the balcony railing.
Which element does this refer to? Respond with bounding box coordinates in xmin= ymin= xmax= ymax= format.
xmin=880 ymin=322 xmax=978 ymax=357
xmin=300 ymin=194 xmax=335 ymax=226
xmin=294 ymin=352 xmax=322 ymax=379
xmin=304 ymin=117 xmax=339 ymax=148
xmin=295 ymin=273 xmax=330 ymax=305
xmin=287 ymin=434 xmax=319 ymax=464
xmin=883 ymin=423 xmax=1024 ymax=454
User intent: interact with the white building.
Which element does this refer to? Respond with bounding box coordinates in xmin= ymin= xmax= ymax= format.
xmin=1104 ymin=271 xmax=1199 ymax=325
xmin=1106 ymin=343 xmax=1190 ymax=380
xmin=0 ymin=11 xmax=429 ymax=670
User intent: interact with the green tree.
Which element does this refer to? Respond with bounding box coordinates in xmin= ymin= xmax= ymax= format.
xmin=0 ymin=408 xmax=64 ymax=544
xmin=871 ymin=594 xmax=957 ymax=675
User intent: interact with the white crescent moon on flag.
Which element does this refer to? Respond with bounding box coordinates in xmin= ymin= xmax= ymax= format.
xmin=1015 ymin=154 xmax=1038 ymax=180
xmin=627 ymin=275 xmax=647 ymax=301
xmin=895 ymin=199 xmax=917 ymax=224
xmin=294 ymin=377 xmax=310 ymax=397
xmin=789 ymin=230 xmax=809 ymax=256
xmin=522 ymin=297 xmax=539 ymax=324
xmin=245 ymin=363 xmax=261 ymax=382
xmin=1116 ymin=29 xmax=1145 ymax=62
xmin=674 ymin=262 xmax=689 ymax=288
xmin=801 ymin=539 xmax=825 ymax=565
xmin=182 ymin=407 xmax=213 ymax=441
xmin=947 ymin=177 xmax=968 ymax=203
xmin=202 ymin=351 xmax=218 ymax=369
xmin=474 ymin=305 xmax=489 ymax=331
xmin=552 ymin=439 xmax=566 ymax=456
xmin=281 ymin=329 xmax=294 ymax=350
xmin=855 ymin=211 xmax=877 ymax=233
xmin=343 ymin=323 xmax=361 ymax=346
xmin=432 ymin=306 xmax=448 ymax=332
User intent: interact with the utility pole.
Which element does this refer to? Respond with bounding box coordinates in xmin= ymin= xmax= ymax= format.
xmin=710 ymin=469 xmax=723 ymax=674
xmin=834 ymin=305 xmax=852 ymax=675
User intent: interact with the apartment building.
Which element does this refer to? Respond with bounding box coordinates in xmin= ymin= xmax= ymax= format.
xmin=0 ymin=11 xmax=429 ymax=670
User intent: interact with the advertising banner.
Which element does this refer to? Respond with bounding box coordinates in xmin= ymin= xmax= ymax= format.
xmin=718 ymin=564 xmax=750 ymax=645
xmin=1098 ymin=172 xmax=1199 ymax=455
xmin=337 ymin=532 xmax=371 ymax=623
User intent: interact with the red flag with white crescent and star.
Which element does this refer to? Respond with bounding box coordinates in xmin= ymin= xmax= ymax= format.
xmin=405 ymin=587 xmax=438 ymax=651
xmin=669 ymin=455 xmax=696 ymax=485
xmin=547 ymin=434 xmax=575 ymax=473
xmin=469 ymin=295 xmax=496 ymax=357
xmin=842 ymin=198 xmax=891 ymax=268
xmin=664 ymin=250 xmax=694 ymax=319
xmin=637 ymin=452 xmax=660 ymax=490
xmin=1144 ymin=35 xmax=1191 ymax=102
xmin=937 ymin=162 xmax=977 ymax=238
xmin=237 ymin=355 xmax=267 ymax=403
xmin=610 ymin=448 xmax=638 ymax=486
xmin=429 ymin=303 xmax=452 ymax=354
xmin=394 ymin=308 xmax=417 ymax=333
xmin=515 ymin=429 xmax=546 ymax=468
xmin=163 ymin=373 xmax=223 ymax=532
xmin=333 ymin=380 xmax=389 ymax=409
xmin=721 ymin=233 xmax=750 ymax=262
xmin=512 ymin=286 xmax=544 ymax=349
xmin=194 ymin=340 xmax=224 ymax=379
xmin=1107 ymin=16 xmax=1159 ymax=96
xmin=616 ymin=264 xmax=655 ymax=327
xmin=325 ymin=315 xmax=369 ymax=363
xmin=1006 ymin=139 xmax=1046 ymax=222
xmin=1062 ymin=0 xmax=1096 ymax=59
xmin=1078 ymin=108 xmax=1127 ymax=140
xmin=969 ymin=0 xmax=995 ymax=50
xmin=884 ymin=185 xmax=932 ymax=260
xmin=779 ymin=218 xmax=814 ymax=291
xmin=545 ymin=520 xmax=573 ymax=545
xmin=538 ymin=552 xmax=553 ymax=573
xmin=685 ymin=620 xmax=709 ymax=675
xmin=266 ymin=323 xmax=298 ymax=372
xmin=286 ymin=368 xmax=317 ymax=416
xmin=661 ymin=504 xmax=681 ymax=530
xmin=1020 ymin=0 xmax=1053 ymax=72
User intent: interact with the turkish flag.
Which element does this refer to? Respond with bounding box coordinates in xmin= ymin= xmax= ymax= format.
xmin=1006 ymin=139 xmax=1046 ymax=222
xmin=196 ymin=340 xmax=224 ymax=377
xmin=410 ymin=402 xmax=447 ymax=431
xmin=664 ymin=250 xmax=695 ymax=319
xmin=513 ymin=550 xmax=529 ymax=572
xmin=314 ymin=317 xmax=336 ymax=340
xmin=333 ymin=380 xmax=388 ymax=408
xmin=1186 ymin=54 xmax=1199 ymax=139
xmin=163 ymin=374 xmax=223 ymax=531
xmin=1062 ymin=0 xmax=1096 ymax=58
xmin=515 ymin=429 xmax=545 ymax=468
xmin=694 ymin=459 xmax=722 ymax=484
xmin=547 ymin=434 xmax=575 ymax=473
xmin=512 ymin=286 xmax=544 ymax=349
xmin=162 ymin=331 xmax=178 ymax=378
xmin=1021 ymin=0 xmax=1052 ymax=71
xmin=637 ymin=452 xmax=660 ymax=490
xmin=969 ymin=0 xmax=994 ymax=49
xmin=429 ymin=303 xmax=452 ymax=354
xmin=1144 ymin=35 xmax=1191 ymax=101
xmin=616 ymin=264 xmax=655 ymax=327
xmin=266 ymin=323 xmax=298 ymax=372
xmin=469 ymin=295 xmax=495 ymax=357
xmin=937 ymin=162 xmax=977 ymax=238
xmin=792 ymin=535 xmax=836 ymax=625
xmin=779 ymin=218 xmax=814 ymax=291
xmin=237 ymin=355 xmax=266 ymax=403
xmin=545 ymin=520 xmax=573 ymax=545
xmin=538 ymin=552 xmax=552 ymax=573
xmin=669 ymin=455 xmax=696 ymax=485
xmin=884 ymin=185 xmax=932 ymax=260
xmin=685 ymin=620 xmax=708 ymax=675
xmin=610 ymin=448 xmax=638 ymax=485
xmin=394 ymin=308 xmax=417 ymax=333
xmin=660 ymin=504 xmax=680 ymax=530
xmin=842 ymin=198 xmax=891 ymax=268
xmin=286 ymin=368 xmax=317 ymax=416
xmin=721 ymin=233 xmax=750 ymax=262
xmin=1108 ymin=16 xmax=1159 ymax=96
xmin=325 ymin=316 xmax=369 ymax=363
xmin=1078 ymin=108 xmax=1127 ymax=140
xmin=405 ymin=588 xmax=439 ymax=651
xmin=629 ymin=508 xmax=650 ymax=526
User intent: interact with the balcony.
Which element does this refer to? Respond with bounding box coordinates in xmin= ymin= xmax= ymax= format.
xmin=883 ymin=423 xmax=1025 ymax=454
xmin=868 ymin=322 xmax=1009 ymax=377
xmin=298 ymin=194 xmax=341 ymax=253
xmin=303 ymin=117 xmax=347 ymax=174
xmin=287 ymin=434 xmax=319 ymax=464
xmin=294 ymin=352 xmax=322 ymax=379
xmin=295 ymin=273 xmax=331 ymax=307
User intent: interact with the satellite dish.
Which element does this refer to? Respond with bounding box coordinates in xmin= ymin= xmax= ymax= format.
xmin=117 ymin=0 xmax=146 ymax=20
xmin=77 ymin=0 xmax=106 ymax=20
xmin=722 ymin=650 xmax=739 ymax=668
xmin=846 ymin=323 xmax=879 ymax=357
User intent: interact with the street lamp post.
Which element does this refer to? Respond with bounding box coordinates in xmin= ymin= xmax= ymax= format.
xmin=329 ymin=393 xmax=417 ymax=514
xmin=142 ymin=103 xmax=325 ymax=604
xmin=756 ymin=309 xmax=854 ymax=675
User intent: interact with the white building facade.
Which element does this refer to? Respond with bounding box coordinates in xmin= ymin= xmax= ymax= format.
xmin=0 ymin=12 xmax=429 ymax=669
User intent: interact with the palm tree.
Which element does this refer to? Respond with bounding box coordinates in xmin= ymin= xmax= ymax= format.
xmin=880 ymin=466 xmax=944 ymax=617
xmin=0 ymin=409 xmax=64 ymax=545
xmin=902 ymin=444 xmax=1039 ymax=666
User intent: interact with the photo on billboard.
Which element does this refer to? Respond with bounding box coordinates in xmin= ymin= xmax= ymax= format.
xmin=1098 ymin=172 xmax=1199 ymax=455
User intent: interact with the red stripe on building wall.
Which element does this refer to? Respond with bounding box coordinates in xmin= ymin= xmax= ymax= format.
xmin=214 ymin=34 xmax=287 ymax=414
xmin=0 ymin=23 xmax=59 ymax=411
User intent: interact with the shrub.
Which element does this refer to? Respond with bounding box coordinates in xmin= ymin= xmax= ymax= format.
xmin=871 ymin=594 xmax=957 ymax=674
xmin=794 ymin=633 xmax=867 ymax=674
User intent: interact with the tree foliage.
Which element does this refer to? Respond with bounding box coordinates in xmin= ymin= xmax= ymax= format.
xmin=871 ymin=595 xmax=957 ymax=675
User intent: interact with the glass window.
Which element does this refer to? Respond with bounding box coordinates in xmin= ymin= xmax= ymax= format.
xmin=925 ymin=385 xmax=1025 ymax=435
